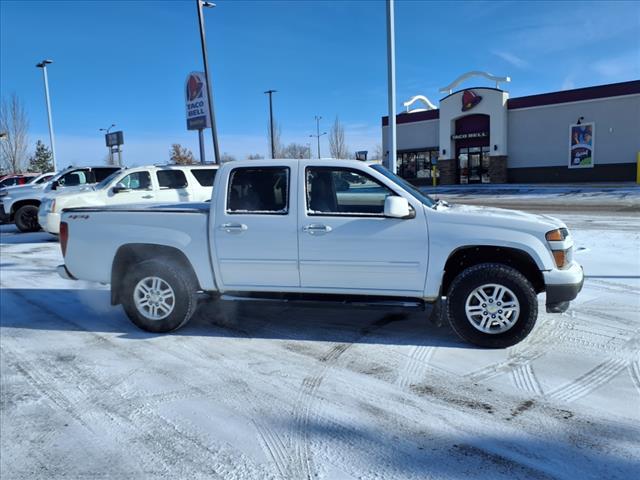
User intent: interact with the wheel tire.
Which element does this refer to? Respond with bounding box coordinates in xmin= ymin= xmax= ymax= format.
xmin=14 ymin=205 xmax=41 ymax=232
xmin=121 ymin=257 xmax=198 ymax=333
xmin=446 ymin=263 xmax=537 ymax=348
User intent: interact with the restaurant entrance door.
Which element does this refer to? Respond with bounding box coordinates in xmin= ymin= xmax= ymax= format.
xmin=458 ymin=146 xmax=491 ymax=184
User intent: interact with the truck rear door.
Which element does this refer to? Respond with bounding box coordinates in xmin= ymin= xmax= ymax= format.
xmin=212 ymin=163 xmax=299 ymax=289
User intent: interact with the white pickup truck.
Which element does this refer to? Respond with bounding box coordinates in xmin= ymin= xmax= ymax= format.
xmin=58 ymin=159 xmax=584 ymax=348
xmin=39 ymin=164 xmax=218 ymax=234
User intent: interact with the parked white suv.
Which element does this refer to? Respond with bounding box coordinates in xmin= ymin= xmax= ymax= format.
xmin=39 ymin=164 xmax=219 ymax=234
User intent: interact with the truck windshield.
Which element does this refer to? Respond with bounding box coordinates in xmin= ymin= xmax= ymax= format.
xmin=96 ymin=170 xmax=122 ymax=189
xmin=370 ymin=164 xmax=435 ymax=208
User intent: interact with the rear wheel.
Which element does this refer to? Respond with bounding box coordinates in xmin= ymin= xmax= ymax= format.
xmin=121 ymin=258 xmax=198 ymax=333
xmin=446 ymin=263 xmax=537 ymax=348
xmin=14 ymin=205 xmax=40 ymax=232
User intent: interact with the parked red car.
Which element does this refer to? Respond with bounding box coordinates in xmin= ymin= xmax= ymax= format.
xmin=0 ymin=174 xmax=40 ymax=188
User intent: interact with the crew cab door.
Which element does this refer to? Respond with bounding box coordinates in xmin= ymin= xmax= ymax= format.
xmin=298 ymin=165 xmax=429 ymax=296
xmin=155 ymin=169 xmax=191 ymax=203
xmin=108 ymin=171 xmax=156 ymax=204
xmin=212 ymin=164 xmax=299 ymax=289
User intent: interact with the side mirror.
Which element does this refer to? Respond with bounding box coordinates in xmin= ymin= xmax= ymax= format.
xmin=112 ymin=183 xmax=127 ymax=194
xmin=384 ymin=196 xmax=413 ymax=219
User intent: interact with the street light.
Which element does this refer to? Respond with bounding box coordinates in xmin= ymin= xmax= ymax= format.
xmin=196 ymin=0 xmax=221 ymax=164
xmin=99 ymin=124 xmax=116 ymax=134
xmin=99 ymin=124 xmax=117 ymax=165
xmin=36 ymin=59 xmax=57 ymax=172
xmin=264 ymin=90 xmax=277 ymax=158
xmin=386 ymin=0 xmax=397 ymax=173
xmin=309 ymin=115 xmax=326 ymax=159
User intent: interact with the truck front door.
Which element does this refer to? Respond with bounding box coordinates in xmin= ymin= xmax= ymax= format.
xmin=298 ymin=165 xmax=429 ymax=296
xmin=212 ymin=164 xmax=299 ymax=289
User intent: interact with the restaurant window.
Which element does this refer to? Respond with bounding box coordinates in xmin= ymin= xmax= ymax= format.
xmin=397 ymin=149 xmax=439 ymax=182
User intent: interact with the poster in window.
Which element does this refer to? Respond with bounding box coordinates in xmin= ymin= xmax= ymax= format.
xmin=569 ymin=122 xmax=595 ymax=168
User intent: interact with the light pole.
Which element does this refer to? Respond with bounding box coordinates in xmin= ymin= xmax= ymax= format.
xmin=386 ymin=0 xmax=397 ymax=173
xmin=306 ymin=142 xmax=311 ymax=159
xmin=309 ymin=115 xmax=326 ymax=159
xmin=196 ymin=0 xmax=220 ymax=164
xmin=36 ymin=59 xmax=57 ymax=172
xmin=99 ymin=124 xmax=116 ymax=165
xmin=264 ymin=90 xmax=277 ymax=158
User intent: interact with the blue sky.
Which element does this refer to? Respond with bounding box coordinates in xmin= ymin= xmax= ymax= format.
xmin=1 ymin=0 xmax=638 ymax=166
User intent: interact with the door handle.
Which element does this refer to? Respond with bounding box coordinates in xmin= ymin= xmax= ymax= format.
xmin=220 ymin=223 xmax=248 ymax=233
xmin=142 ymin=195 xmax=154 ymax=199
xmin=303 ymin=224 xmax=332 ymax=235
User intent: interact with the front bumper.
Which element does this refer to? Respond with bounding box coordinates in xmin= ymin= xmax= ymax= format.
xmin=543 ymin=261 xmax=584 ymax=313
xmin=0 ymin=201 xmax=9 ymax=223
xmin=38 ymin=210 xmax=61 ymax=234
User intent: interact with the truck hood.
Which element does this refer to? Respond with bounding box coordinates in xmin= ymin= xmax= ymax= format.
xmin=1 ymin=183 xmax=46 ymax=197
xmin=432 ymin=203 xmax=566 ymax=233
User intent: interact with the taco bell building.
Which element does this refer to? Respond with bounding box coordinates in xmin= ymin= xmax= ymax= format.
xmin=381 ymin=73 xmax=640 ymax=184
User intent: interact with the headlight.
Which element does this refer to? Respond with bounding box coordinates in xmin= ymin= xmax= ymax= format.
xmin=545 ymin=228 xmax=569 ymax=241
xmin=546 ymin=228 xmax=571 ymax=269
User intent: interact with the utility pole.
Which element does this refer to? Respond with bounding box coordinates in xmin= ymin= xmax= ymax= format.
xmin=36 ymin=60 xmax=57 ymax=172
xmin=309 ymin=115 xmax=327 ymax=159
xmin=264 ymin=89 xmax=277 ymax=158
xmin=196 ymin=0 xmax=220 ymax=164
xmin=386 ymin=0 xmax=397 ymax=173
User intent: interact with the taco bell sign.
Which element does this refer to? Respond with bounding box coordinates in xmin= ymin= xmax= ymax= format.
xmin=185 ymin=72 xmax=211 ymax=130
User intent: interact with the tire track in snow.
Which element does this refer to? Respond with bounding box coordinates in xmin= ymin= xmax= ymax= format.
xmin=547 ymin=359 xmax=628 ymax=403
xmin=396 ymin=345 xmax=437 ymax=390
xmin=465 ymin=317 xmax=569 ymax=383
xmin=1 ymin=292 xmax=273 ymax=478
xmin=629 ymin=360 xmax=640 ymax=395
xmin=510 ymin=363 xmax=543 ymax=396
xmin=289 ymin=315 xmax=401 ymax=480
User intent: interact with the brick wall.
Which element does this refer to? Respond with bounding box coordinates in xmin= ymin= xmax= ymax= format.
xmin=438 ymin=159 xmax=457 ymax=185
xmin=489 ymin=156 xmax=508 ymax=183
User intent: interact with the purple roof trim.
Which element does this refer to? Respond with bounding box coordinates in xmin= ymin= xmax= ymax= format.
xmin=507 ymin=80 xmax=640 ymax=110
xmin=381 ymin=80 xmax=640 ymax=125
xmin=382 ymin=109 xmax=439 ymax=126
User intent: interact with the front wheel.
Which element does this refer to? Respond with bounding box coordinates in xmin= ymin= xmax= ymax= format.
xmin=14 ymin=205 xmax=40 ymax=232
xmin=446 ymin=263 xmax=537 ymax=348
xmin=121 ymin=258 xmax=198 ymax=333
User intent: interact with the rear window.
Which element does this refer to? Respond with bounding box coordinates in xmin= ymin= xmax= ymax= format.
xmin=227 ymin=167 xmax=289 ymax=214
xmin=191 ymin=168 xmax=217 ymax=187
xmin=157 ymin=170 xmax=188 ymax=189
xmin=93 ymin=168 xmax=120 ymax=182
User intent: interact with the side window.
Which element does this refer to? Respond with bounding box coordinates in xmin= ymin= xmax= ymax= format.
xmin=119 ymin=171 xmax=151 ymax=190
xmin=59 ymin=170 xmax=89 ymax=187
xmin=157 ymin=170 xmax=188 ymax=189
xmin=191 ymin=168 xmax=217 ymax=186
xmin=227 ymin=167 xmax=289 ymax=214
xmin=306 ymin=167 xmax=395 ymax=216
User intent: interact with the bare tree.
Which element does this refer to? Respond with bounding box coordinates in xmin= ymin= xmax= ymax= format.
xmin=0 ymin=94 xmax=30 ymax=173
xmin=169 ymin=143 xmax=195 ymax=165
xmin=247 ymin=153 xmax=264 ymax=160
xmin=281 ymin=143 xmax=310 ymax=159
xmin=104 ymin=151 xmax=118 ymax=166
xmin=370 ymin=144 xmax=383 ymax=161
xmin=220 ymin=152 xmax=237 ymax=163
xmin=328 ymin=116 xmax=349 ymax=159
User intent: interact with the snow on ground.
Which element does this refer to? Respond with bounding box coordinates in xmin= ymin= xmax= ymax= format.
xmin=1 ymin=203 xmax=639 ymax=479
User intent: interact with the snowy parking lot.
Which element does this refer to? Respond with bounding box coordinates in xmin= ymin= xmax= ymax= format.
xmin=1 ymin=199 xmax=639 ymax=479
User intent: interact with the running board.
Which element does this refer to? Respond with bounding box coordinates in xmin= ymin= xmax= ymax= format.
xmin=219 ymin=292 xmax=426 ymax=311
